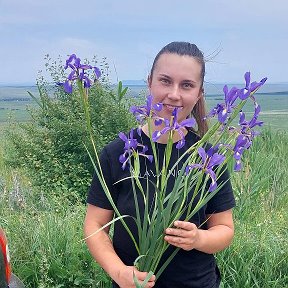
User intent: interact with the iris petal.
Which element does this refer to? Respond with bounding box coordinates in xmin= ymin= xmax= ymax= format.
xmin=94 ymin=67 xmax=101 ymax=79
xmin=64 ymin=80 xmax=72 ymax=93
xmin=180 ymin=118 xmax=196 ymax=128
xmin=118 ymin=132 xmax=128 ymax=142
xmin=244 ymin=71 xmax=251 ymax=88
xmin=208 ymin=154 xmax=225 ymax=168
xmin=197 ymin=147 xmax=207 ymax=163
xmin=206 ymin=169 xmax=217 ymax=192
xmin=176 ymin=138 xmax=185 ymax=149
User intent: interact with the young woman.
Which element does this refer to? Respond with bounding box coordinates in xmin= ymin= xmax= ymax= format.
xmin=84 ymin=41 xmax=235 ymax=288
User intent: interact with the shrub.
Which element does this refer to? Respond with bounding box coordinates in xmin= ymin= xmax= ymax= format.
xmin=5 ymin=56 xmax=137 ymax=202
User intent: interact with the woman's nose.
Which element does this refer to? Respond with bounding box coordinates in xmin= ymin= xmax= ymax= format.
xmin=167 ymin=85 xmax=181 ymax=100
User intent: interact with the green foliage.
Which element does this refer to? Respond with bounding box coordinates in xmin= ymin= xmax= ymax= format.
xmin=216 ymin=128 xmax=288 ymax=287
xmin=4 ymin=56 xmax=136 ymax=201
xmin=0 ymin=128 xmax=287 ymax=287
xmin=1 ymin=54 xmax=287 ymax=287
xmin=1 ymin=199 xmax=111 ymax=287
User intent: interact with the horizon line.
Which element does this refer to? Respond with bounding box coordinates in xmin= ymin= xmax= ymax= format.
xmin=1 ymin=81 xmax=288 ymax=86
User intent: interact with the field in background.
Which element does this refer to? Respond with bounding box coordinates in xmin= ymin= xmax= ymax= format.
xmin=1 ymin=128 xmax=287 ymax=287
xmin=1 ymin=85 xmax=288 ymax=131
xmin=0 ymin=84 xmax=287 ymax=287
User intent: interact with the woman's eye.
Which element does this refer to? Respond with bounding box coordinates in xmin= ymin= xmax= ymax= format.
xmin=160 ymin=78 xmax=170 ymax=85
xmin=182 ymin=83 xmax=193 ymax=89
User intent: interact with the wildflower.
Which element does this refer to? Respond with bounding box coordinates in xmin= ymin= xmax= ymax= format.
xmin=185 ymin=147 xmax=226 ymax=191
xmin=130 ymin=95 xmax=163 ymax=127
xmin=232 ymin=135 xmax=250 ymax=171
xmin=239 ymin=104 xmax=263 ymax=135
xmin=152 ymin=108 xmax=196 ymax=149
xmin=207 ymin=85 xmax=239 ymax=123
xmin=238 ymin=72 xmax=268 ymax=100
xmin=231 ymin=104 xmax=264 ymax=171
xmin=119 ymin=129 xmax=153 ymax=170
xmin=58 ymin=54 xmax=101 ymax=93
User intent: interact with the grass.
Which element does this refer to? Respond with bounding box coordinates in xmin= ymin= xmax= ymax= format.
xmin=0 ymin=102 xmax=287 ymax=287
xmin=0 ymin=124 xmax=110 ymax=288
xmin=0 ymin=172 xmax=111 ymax=288
xmin=1 ymin=128 xmax=287 ymax=287
xmin=217 ymin=129 xmax=288 ymax=287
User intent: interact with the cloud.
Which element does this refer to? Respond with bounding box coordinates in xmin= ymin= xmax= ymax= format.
xmin=0 ymin=0 xmax=287 ymax=83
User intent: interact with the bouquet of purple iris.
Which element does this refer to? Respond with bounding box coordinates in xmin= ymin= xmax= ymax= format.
xmin=59 ymin=54 xmax=267 ymax=287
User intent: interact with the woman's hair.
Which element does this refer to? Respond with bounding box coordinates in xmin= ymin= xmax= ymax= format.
xmin=150 ymin=41 xmax=209 ymax=137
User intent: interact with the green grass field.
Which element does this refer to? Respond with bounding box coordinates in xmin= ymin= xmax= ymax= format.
xmin=1 ymin=128 xmax=287 ymax=287
xmin=0 ymin=97 xmax=287 ymax=287
xmin=1 ymin=93 xmax=288 ymax=130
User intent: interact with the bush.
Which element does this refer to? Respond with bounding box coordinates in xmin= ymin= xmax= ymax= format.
xmin=5 ymin=56 xmax=137 ymax=202
xmin=216 ymin=128 xmax=288 ymax=287
xmin=2 ymin=128 xmax=287 ymax=287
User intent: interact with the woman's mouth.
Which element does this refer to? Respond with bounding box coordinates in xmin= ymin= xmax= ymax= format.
xmin=163 ymin=104 xmax=183 ymax=112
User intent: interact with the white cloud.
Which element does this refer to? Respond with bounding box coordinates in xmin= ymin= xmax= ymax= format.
xmin=0 ymin=0 xmax=287 ymax=83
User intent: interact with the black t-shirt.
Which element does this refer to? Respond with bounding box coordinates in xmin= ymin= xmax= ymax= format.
xmin=87 ymin=129 xmax=235 ymax=288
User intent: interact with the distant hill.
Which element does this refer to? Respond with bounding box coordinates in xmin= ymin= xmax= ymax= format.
xmin=0 ymin=82 xmax=36 ymax=87
xmin=121 ymin=80 xmax=146 ymax=86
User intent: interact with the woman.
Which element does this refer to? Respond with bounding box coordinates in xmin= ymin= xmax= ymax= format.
xmin=84 ymin=41 xmax=235 ymax=288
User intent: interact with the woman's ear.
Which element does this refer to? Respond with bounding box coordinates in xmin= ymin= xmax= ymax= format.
xmin=147 ymin=75 xmax=152 ymax=89
xmin=197 ymin=88 xmax=204 ymax=100
xmin=147 ymin=75 xmax=153 ymax=95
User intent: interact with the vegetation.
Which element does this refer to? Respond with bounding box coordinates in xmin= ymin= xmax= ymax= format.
xmin=1 ymin=128 xmax=287 ymax=287
xmin=0 ymin=57 xmax=287 ymax=287
xmin=217 ymin=129 xmax=288 ymax=287
xmin=4 ymin=56 xmax=136 ymax=202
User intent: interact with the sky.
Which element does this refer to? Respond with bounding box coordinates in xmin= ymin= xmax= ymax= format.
xmin=0 ymin=0 xmax=288 ymax=85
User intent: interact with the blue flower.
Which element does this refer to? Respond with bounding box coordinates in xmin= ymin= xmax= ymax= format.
xmin=231 ymin=104 xmax=263 ymax=171
xmin=152 ymin=108 xmax=196 ymax=149
xmin=119 ymin=129 xmax=153 ymax=170
xmin=207 ymin=85 xmax=239 ymax=124
xmin=58 ymin=54 xmax=101 ymax=93
xmin=185 ymin=147 xmax=226 ymax=192
xmin=232 ymin=135 xmax=250 ymax=171
xmin=238 ymin=72 xmax=268 ymax=100
xmin=239 ymin=104 xmax=263 ymax=134
xmin=130 ymin=95 xmax=163 ymax=128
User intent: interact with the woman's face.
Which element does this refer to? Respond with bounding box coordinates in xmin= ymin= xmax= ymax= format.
xmin=148 ymin=53 xmax=203 ymax=123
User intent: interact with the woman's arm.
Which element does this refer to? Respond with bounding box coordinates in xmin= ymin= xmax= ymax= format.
xmin=84 ymin=204 xmax=155 ymax=288
xmin=164 ymin=209 xmax=234 ymax=254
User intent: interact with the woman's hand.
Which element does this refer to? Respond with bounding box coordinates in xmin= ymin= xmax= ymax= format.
xmin=164 ymin=210 xmax=235 ymax=254
xmin=117 ymin=266 xmax=156 ymax=288
xmin=164 ymin=220 xmax=199 ymax=251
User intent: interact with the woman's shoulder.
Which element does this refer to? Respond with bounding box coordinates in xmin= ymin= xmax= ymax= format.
xmin=186 ymin=129 xmax=201 ymax=144
xmin=186 ymin=130 xmax=213 ymax=151
xmin=102 ymin=128 xmax=140 ymax=156
xmin=102 ymin=135 xmax=124 ymax=156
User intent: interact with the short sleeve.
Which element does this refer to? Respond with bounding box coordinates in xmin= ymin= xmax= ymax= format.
xmin=86 ymin=147 xmax=119 ymax=210
xmin=205 ymin=167 xmax=235 ymax=214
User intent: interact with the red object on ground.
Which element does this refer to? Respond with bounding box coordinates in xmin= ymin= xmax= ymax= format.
xmin=0 ymin=228 xmax=12 ymax=285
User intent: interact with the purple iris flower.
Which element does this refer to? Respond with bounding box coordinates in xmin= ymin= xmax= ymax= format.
xmin=118 ymin=129 xmax=153 ymax=170
xmin=238 ymin=72 xmax=268 ymax=100
xmin=152 ymin=108 xmax=196 ymax=149
xmin=238 ymin=104 xmax=263 ymax=148
xmin=185 ymin=146 xmax=226 ymax=192
xmin=207 ymin=85 xmax=239 ymax=123
xmin=232 ymin=134 xmax=251 ymax=171
xmin=239 ymin=104 xmax=263 ymax=133
xmin=130 ymin=95 xmax=163 ymax=126
xmin=58 ymin=54 xmax=101 ymax=93
xmin=232 ymin=104 xmax=264 ymax=171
